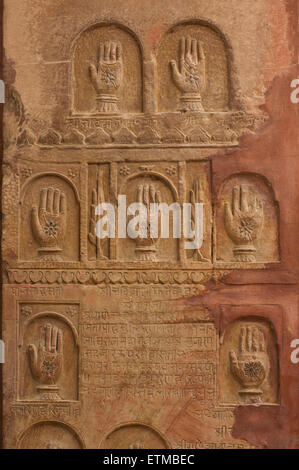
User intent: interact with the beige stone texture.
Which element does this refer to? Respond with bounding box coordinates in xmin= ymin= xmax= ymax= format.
xmin=1 ymin=0 xmax=298 ymax=449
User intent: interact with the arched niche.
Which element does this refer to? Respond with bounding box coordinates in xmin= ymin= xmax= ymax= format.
xmin=156 ymin=20 xmax=232 ymax=113
xmin=215 ymin=172 xmax=280 ymax=263
xmin=18 ymin=311 xmax=79 ymax=401
xmin=71 ymin=23 xmax=143 ymax=114
xmin=219 ymin=316 xmax=279 ymax=405
xmin=18 ymin=421 xmax=84 ymax=449
xmin=118 ymin=171 xmax=179 ymax=262
xmin=20 ymin=173 xmax=80 ymax=261
xmin=100 ymin=422 xmax=170 ymax=449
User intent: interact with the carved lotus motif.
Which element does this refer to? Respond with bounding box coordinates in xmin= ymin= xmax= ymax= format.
xmin=124 ymin=271 xmax=139 ymax=284
xmin=92 ymin=271 xmax=106 ymax=284
xmin=76 ymin=271 xmax=90 ymax=284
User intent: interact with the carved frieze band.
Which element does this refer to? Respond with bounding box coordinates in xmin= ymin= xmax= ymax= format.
xmin=17 ymin=111 xmax=264 ymax=149
xmin=2 ymin=161 xmax=280 ymax=278
xmin=7 ymin=269 xmax=227 ymax=285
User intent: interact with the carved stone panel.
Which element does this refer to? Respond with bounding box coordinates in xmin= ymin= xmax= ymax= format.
xmin=215 ymin=173 xmax=280 ymax=265
xmin=2 ymin=0 xmax=298 ymax=451
xmin=20 ymin=173 xmax=80 ymax=261
xmin=72 ymin=24 xmax=143 ymax=115
xmin=220 ymin=318 xmax=279 ymax=404
xmin=156 ymin=22 xmax=230 ymax=113
xmin=18 ymin=302 xmax=79 ymax=401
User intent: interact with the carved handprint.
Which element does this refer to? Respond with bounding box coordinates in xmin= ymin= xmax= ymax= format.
xmin=32 ymin=188 xmax=67 ymax=260
xmin=28 ymin=323 xmax=63 ymax=399
xmin=170 ymin=37 xmax=205 ymax=111
xmin=224 ymin=185 xmax=263 ymax=262
xmin=134 ymin=183 xmax=161 ymax=260
xmin=230 ymin=325 xmax=267 ymax=399
xmin=89 ymin=168 xmax=107 ymax=260
xmin=190 ymin=176 xmax=208 ymax=261
xmin=89 ymin=41 xmax=123 ymax=113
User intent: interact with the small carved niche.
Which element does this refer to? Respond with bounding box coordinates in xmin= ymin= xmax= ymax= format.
xmin=219 ymin=318 xmax=279 ymax=405
xmin=18 ymin=421 xmax=83 ymax=449
xmin=88 ymin=164 xmax=110 ymax=260
xmin=72 ymin=23 xmax=143 ymax=114
xmin=118 ymin=169 xmax=179 ymax=262
xmin=186 ymin=161 xmax=212 ymax=262
xmin=18 ymin=307 xmax=79 ymax=401
xmin=215 ymin=173 xmax=280 ymax=263
xmin=20 ymin=173 xmax=80 ymax=261
xmin=156 ymin=21 xmax=231 ymax=113
xmin=100 ymin=423 xmax=169 ymax=449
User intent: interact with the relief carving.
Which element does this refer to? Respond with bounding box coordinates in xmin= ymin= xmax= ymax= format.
xmin=63 ymin=129 xmax=85 ymax=145
xmin=186 ymin=162 xmax=212 ymax=262
xmin=229 ymin=325 xmax=266 ymax=399
xmin=157 ymin=22 xmax=230 ymax=113
xmin=28 ymin=323 xmax=63 ymax=400
xmin=100 ymin=423 xmax=169 ymax=449
xmin=18 ymin=422 xmax=84 ymax=449
xmin=220 ymin=318 xmax=279 ymax=404
xmin=72 ymin=24 xmax=142 ymax=114
xmin=17 ymin=128 xmax=36 ymax=147
xmin=133 ymin=183 xmax=161 ymax=261
xmin=216 ymin=174 xmax=280 ymax=264
xmin=170 ymin=37 xmax=205 ymax=112
xmin=112 ymin=126 xmax=136 ymax=144
xmin=89 ymin=168 xmax=107 ymax=260
xmin=63 ymin=112 xmax=260 ymax=147
xmin=7 ymin=269 xmax=227 ymax=286
xmin=19 ymin=304 xmax=79 ymax=402
xmin=31 ymin=188 xmax=67 ymax=261
xmin=85 ymin=128 xmax=112 ymax=145
xmin=137 ymin=126 xmax=160 ymax=144
xmin=2 ymin=4 xmax=288 ymax=451
xmin=224 ymin=185 xmax=263 ymax=262
xmin=189 ymin=176 xmax=209 ymax=261
xmin=89 ymin=41 xmax=123 ymax=114
xmin=38 ymin=129 xmax=62 ymax=146
xmin=20 ymin=173 xmax=80 ymax=261
xmin=118 ymin=168 xmax=179 ymax=262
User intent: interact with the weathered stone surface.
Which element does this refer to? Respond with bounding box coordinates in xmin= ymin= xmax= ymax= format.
xmin=1 ymin=0 xmax=298 ymax=449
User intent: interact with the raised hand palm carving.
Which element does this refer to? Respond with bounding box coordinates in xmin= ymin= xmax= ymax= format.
xmin=224 ymin=185 xmax=263 ymax=261
xmin=89 ymin=42 xmax=123 ymax=94
xmin=170 ymin=37 xmax=205 ymax=111
xmin=32 ymin=188 xmax=67 ymax=249
xmin=136 ymin=183 xmax=161 ymax=244
xmin=28 ymin=323 xmax=63 ymax=386
xmin=230 ymin=325 xmax=267 ymax=395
